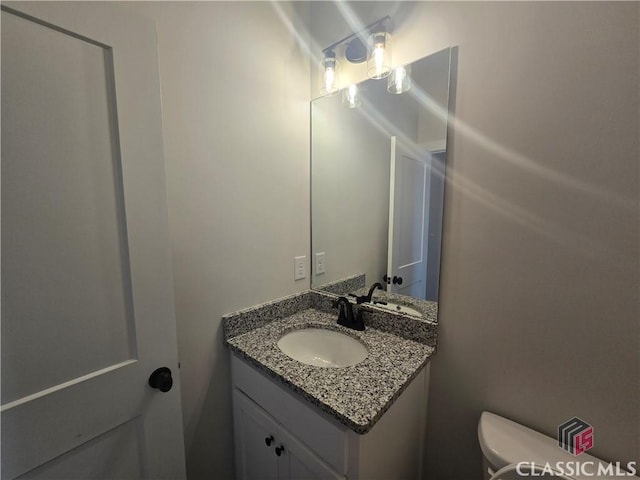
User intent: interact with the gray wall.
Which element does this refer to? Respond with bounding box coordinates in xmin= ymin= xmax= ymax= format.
xmin=134 ymin=2 xmax=638 ymax=478
xmin=311 ymin=2 xmax=639 ymax=478
xmin=422 ymin=3 xmax=639 ymax=477
xmin=128 ymin=3 xmax=310 ymax=478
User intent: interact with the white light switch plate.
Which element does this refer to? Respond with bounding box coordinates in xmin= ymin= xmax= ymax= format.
xmin=315 ymin=252 xmax=326 ymax=275
xmin=294 ymin=256 xmax=306 ymax=281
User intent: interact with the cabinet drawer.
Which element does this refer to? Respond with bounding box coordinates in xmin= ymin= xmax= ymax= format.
xmin=231 ymin=354 xmax=348 ymax=474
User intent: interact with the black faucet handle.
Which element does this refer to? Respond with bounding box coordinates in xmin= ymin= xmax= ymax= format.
xmin=345 ymin=294 xmax=364 ymax=304
xmin=348 ymin=293 xmax=366 ymax=303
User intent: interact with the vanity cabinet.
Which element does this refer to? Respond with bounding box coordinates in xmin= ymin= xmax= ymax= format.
xmin=234 ymin=389 xmax=344 ymax=480
xmin=231 ymin=353 xmax=429 ymax=480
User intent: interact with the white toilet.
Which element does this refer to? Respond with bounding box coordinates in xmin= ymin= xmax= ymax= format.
xmin=478 ymin=411 xmax=639 ymax=480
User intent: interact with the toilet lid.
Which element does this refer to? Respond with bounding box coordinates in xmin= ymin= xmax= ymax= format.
xmin=479 ymin=412 xmax=639 ymax=480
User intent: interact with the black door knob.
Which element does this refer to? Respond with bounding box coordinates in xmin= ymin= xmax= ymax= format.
xmin=148 ymin=367 xmax=173 ymax=392
xmin=392 ymin=276 xmax=403 ymax=285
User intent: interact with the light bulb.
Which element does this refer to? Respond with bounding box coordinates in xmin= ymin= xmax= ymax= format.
xmin=367 ymin=32 xmax=392 ymax=79
xmin=320 ymin=51 xmax=339 ymax=96
xmin=394 ymin=68 xmax=404 ymax=90
xmin=373 ymin=44 xmax=385 ymax=77
xmin=387 ymin=66 xmax=410 ymax=94
xmin=324 ymin=66 xmax=335 ymax=92
xmin=342 ymin=84 xmax=361 ymax=108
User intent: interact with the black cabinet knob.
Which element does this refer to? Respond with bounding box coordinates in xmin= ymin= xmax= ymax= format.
xmin=148 ymin=367 xmax=173 ymax=392
xmin=265 ymin=435 xmax=274 ymax=447
xmin=392 ymin=276 xmax=403 ymax=285
xmin=383 ymin=274 xmax=391 ymax=284
xmin=275 ymin=445 xmax=285 ymax=457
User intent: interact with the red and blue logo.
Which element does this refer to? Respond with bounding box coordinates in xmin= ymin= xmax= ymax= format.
xmin=558 ymin=417 xmax=594 ymax=456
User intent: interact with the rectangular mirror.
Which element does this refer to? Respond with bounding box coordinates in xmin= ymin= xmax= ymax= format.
xmin=311 ymin=47 xmax=453 ymax=319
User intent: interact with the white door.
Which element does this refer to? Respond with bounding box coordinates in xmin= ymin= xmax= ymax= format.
xmin=387 ymin=136 xmax=430 ymax=299
xmin=1 ymin=3 xmax=186 ymax=479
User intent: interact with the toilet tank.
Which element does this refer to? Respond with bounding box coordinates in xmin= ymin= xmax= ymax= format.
xmin=478 ymin=411 xmax=638 ymax=480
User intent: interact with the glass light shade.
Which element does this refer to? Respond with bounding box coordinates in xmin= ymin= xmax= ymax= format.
xmin=342 ymin=84 xmax=361 ymax=109
xmin=387 ymin=66 xmax=411 ymax=94
xmin=366 ymin=32 xmax=392 ymax=79
xmin=320 ymin=52 xmax=340 ymax=96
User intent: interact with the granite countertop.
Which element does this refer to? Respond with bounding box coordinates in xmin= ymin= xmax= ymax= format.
xmin=225 ymin=306 xmax=434 ymax=434
xmin=348 ymin=287 xmax=439 ymax=323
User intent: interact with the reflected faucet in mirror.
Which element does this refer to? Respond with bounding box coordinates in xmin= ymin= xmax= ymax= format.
xmin=349 ymin=282 xmax=384 ymax=305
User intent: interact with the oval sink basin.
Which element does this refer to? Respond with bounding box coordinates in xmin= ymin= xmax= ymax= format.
xmin=376 ymin=302 xmax=422 ymax=317
xmin=277 ymin=328 xmax=367 ymax=368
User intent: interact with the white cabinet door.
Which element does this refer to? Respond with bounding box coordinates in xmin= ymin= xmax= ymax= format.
xmin=1 ymin=3 xmax=185 ymax=479
xmin=278 ymin=428 xmax=345 ymax=480
xmin=233 ymin=389 xmax=344 ymax=480
xmin=233 ymin=390 xmax=280 ymax=480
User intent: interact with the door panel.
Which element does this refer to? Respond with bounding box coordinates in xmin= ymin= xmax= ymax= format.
xmin=396 ymin=155 xmax=427 ymax=268
xmin=1 ymin=5 xmax=136 ymax=404
xmin=387 ymin=136 xmax=430 ymax=299
xmin=18 ymin=418 xmax=146 ymax=480
xmin=1 ymin=3 xmax=185 ymax=479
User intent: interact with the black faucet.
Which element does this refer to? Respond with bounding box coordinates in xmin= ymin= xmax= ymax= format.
xmin=350 ymin=282 xmax=384 ymax=304
xmin=334 ymin=296 xmax=365 ymax=331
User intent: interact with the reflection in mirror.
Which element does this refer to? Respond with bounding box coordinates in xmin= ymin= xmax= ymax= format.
xmin=311 ymin=47 xmax=452 ymax=320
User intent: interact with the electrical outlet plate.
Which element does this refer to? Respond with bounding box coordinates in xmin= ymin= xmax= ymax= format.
xmin=294 ymin=256 xmax=306 ymax=281
xmin=315 ymin=252 xmax=326 ymax=275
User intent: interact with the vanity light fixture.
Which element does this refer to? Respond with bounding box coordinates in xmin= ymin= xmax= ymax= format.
xmin=320 ymin=50 xmax=339 ymax=96
xmin=320 ymin=16 xmax=393 ymax=96
xmin=367 ymin=31 xmax=392 ymax=79
xmin=387 ymin=65 xmax=411 ymax=94
xmin=342 ymin=84 xmax=361 ymax=109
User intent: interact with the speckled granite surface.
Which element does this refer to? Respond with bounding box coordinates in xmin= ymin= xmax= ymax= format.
xmin=224 ymin=291 xmax=437 ymax=434
xmin=314 ymin=273 xmax=366 ymax=295
xmin=348 ymin=287 xmax=439 ymax=323
xmin=223 ymin=291 xmax=312 ymax=341
xmin=309 ymin=290 xmax=438 ymax=345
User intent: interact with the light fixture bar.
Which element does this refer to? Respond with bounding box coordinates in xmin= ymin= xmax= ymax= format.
xmin=321 ymin=16 xmax=391 ymax=56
